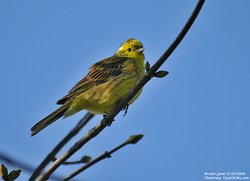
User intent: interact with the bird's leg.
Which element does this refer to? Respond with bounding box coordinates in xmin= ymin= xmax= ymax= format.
xmin=102 ymin=114 xmax=114 ymax=126
xmin=122 ymin=104 xmax=129 ymax=116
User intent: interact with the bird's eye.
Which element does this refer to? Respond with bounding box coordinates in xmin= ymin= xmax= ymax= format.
xmin=127 ymin=48 xmax=132 ymax=52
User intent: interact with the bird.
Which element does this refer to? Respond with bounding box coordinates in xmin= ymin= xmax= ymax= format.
xmin=31 ymin=38 xmax=145 ymax=136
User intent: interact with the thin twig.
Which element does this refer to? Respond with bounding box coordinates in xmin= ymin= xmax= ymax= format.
xmin=29 ymin=112 xmax=94 ymax=181
xmin=51 ymin=155 xmax=91 ymax=165
xmin=63 ymin=134 xmax=144 ymax=181
xmin=52 ymin=159 xmax=83 ymax=165
xmin=37 ymin=1 xmax=205 ymax=180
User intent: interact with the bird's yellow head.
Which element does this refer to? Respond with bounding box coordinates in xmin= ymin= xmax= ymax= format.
xmin=115 ymin=38 xmax=145 ymax=61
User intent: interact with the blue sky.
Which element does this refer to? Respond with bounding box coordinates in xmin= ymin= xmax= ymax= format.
xmin=1 ymin=0 xmax=250 ymax=180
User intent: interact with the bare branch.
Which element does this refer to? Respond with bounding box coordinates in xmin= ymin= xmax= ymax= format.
xmin=52 ymin=155 xmax=91 ymax=165
xmin=63 ymin=134 xmax=144 ymax=181
xmin=29 ymin=112 xmax=94 ymax=181
xmin=36 ymin=1 xmax=205 ymax=180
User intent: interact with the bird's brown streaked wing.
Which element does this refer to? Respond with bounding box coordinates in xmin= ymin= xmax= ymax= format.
xmin=57 ymin=56 xmax=129 ymax=105
xmin=56 ymin=81 xmax=102 ymax=104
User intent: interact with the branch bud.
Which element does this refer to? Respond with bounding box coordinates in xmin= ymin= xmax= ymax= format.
xmin=127 ymin=134 xmax=144 ymax=144
xmin=154 ymin=70 xmax=169 ymax=78
xmin=145 ymin=61 xmax=151 ymax=72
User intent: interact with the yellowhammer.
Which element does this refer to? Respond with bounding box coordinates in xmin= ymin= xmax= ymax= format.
xmin=31 ymin=38 xmax=145 ymax=136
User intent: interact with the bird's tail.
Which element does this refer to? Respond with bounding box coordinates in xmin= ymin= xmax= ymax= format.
xmin=31 ymin=104 xmax=70 ymax=136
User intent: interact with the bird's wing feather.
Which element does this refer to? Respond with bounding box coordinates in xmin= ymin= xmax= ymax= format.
xmin=57 ymin=56 xmax=129 ymax=104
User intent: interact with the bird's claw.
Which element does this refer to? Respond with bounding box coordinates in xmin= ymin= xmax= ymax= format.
xmin=103 ymin=114 xmax=114 ymax=126
xmin=122 ymin=104 xmax=129 ymax=116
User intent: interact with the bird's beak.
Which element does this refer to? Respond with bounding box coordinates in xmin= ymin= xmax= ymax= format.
xmin=136 ymin=47 xmax=145 ymax=53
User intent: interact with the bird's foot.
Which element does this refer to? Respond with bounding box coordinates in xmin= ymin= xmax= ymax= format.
xmin=122 ymin=104 xmax=129 ymax=116
xmin=103 ymin=114 xmax=114 ymax=126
